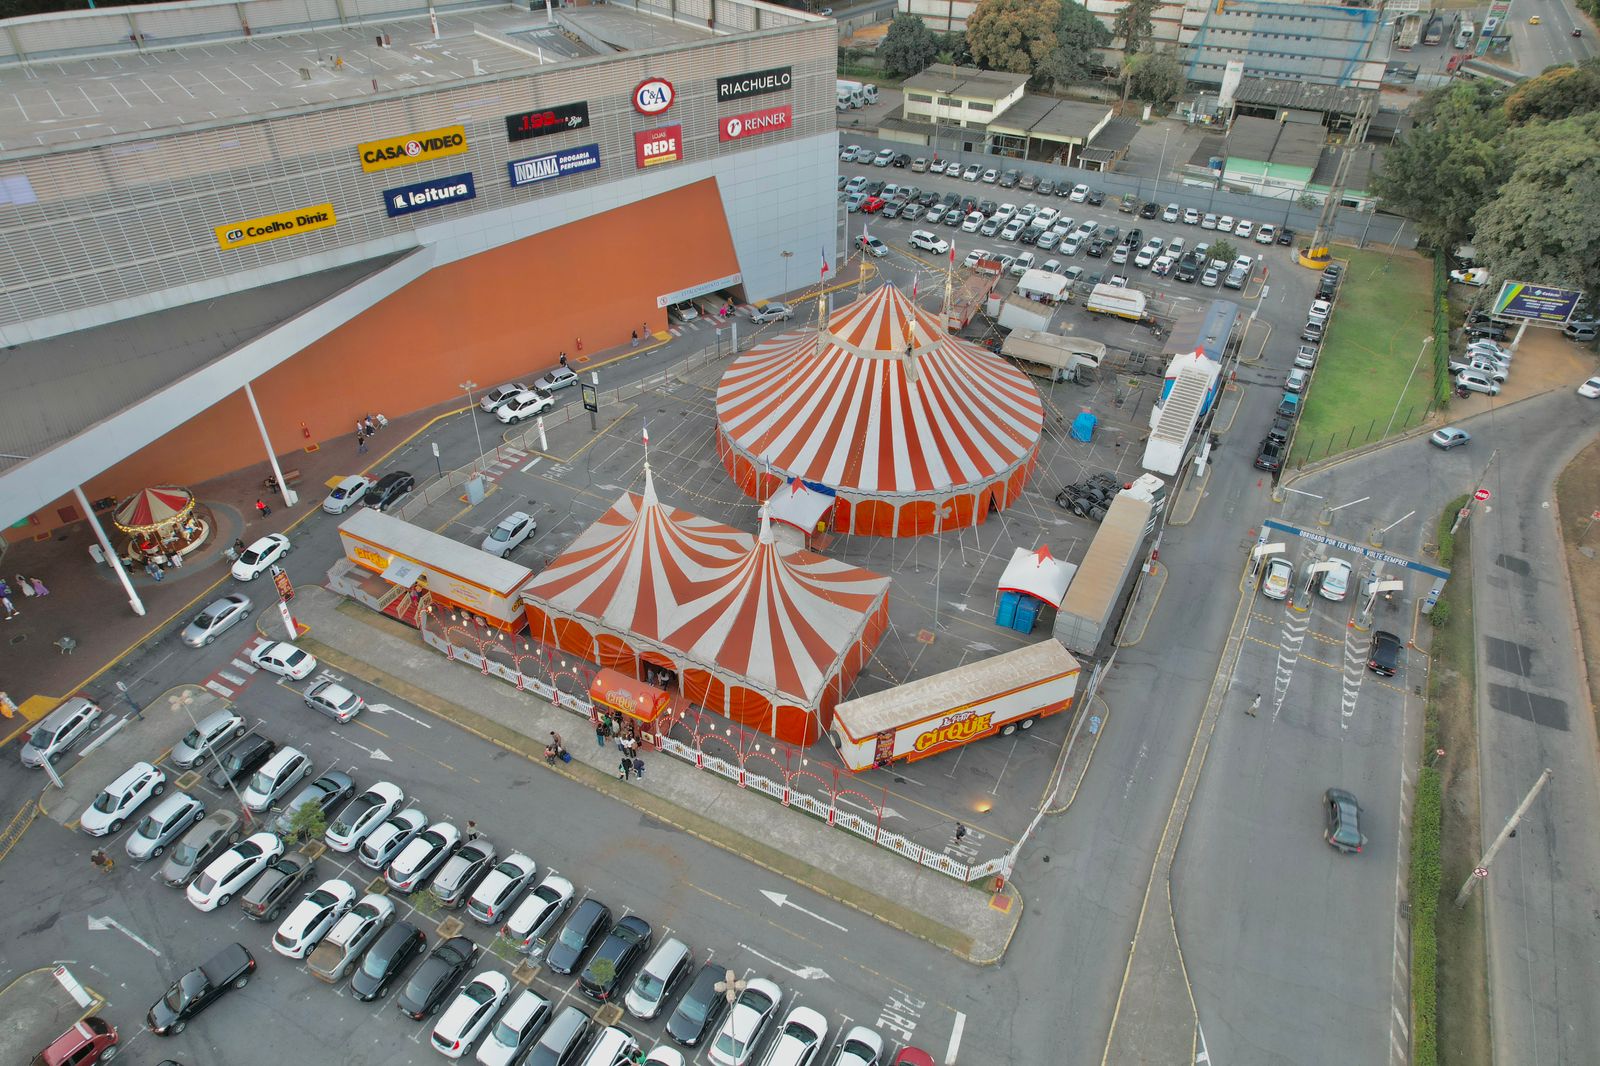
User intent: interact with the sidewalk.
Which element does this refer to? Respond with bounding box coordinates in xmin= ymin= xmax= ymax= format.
xmin=0 ymin=967 xmax=106 ymax=1061
xmin=291 ymin=585 xmax=1023 ymax=964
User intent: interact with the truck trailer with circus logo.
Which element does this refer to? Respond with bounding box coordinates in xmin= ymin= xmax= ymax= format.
xmin=828 ymin=639 xmax=1081 ymax=771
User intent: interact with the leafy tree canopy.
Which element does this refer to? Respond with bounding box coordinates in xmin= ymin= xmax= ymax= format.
xmin=881 ymin=14 xmax=942 ymax=79
xmin=1373 ymin=82 xmax=1511 ymax=251
xmin=966 ymin=0 xmax=1062 ymax=75
xmin=1036 ymin=1 xmax=1112 ymax=88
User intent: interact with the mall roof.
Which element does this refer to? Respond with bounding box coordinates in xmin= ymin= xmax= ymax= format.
xmin=901 ymin=63 xmax=1028 ymax=103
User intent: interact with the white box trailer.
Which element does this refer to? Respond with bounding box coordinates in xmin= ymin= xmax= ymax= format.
xmin=1085 ymin=284 xmax=1147 ymax=321
xmin=829 ymin=639 xmax=1081 ymax=771
xmin=1001 ymin=328 xmax=1104 ymax=383
xmin=997 ymin=294 xmax=1054 ymax=334
xmin=1052 ymin=489 xmax=1153 ymax=657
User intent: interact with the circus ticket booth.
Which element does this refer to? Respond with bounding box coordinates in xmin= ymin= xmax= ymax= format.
xmin=995 ymin=545 xmax=1077 ymax=635
xmin=765 ymin=479 xmax=836 ymax=551
xmin=337 ymin=508 xmax=533 ymax=631
xmin=590 ymin=668 xmax=672 ymax=746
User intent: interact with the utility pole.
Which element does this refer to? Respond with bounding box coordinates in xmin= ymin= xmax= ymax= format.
xmin=1451 ymin=448 xmax=1499 ymax=535
xmin=1454 ymin=768 xmax=1551 ymax=907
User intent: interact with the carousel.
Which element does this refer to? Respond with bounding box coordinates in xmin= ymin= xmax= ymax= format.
xmin=112 ymin=486 xmax=212 ymax=564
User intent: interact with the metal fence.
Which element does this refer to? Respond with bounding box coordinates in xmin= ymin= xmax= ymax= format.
xmin=1293 ymin=405 xmax=1432 ymax=466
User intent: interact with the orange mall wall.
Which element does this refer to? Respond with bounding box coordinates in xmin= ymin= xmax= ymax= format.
xmin=12 ymin=179 xmax=740 ymax=541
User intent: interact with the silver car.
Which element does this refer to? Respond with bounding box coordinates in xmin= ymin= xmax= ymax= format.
xmin=181 ymin=594 xmax=252 ymax=647
xmin=747 ymin=302 xmax=794 ymax=324
xmin=429 ymin=835 xmax=496 ymax=909
xmin=170 ymin=708 xmax=245 ymax=769
xmin=160 ymin=810 xmax=240 ymax=887
xmin=126 ymin=792 xmax=205 ymax=861
xmin=481 ymin=512 xmax=535 ymax=558
xmin=19 ymin=697 xmax=102 ymax=768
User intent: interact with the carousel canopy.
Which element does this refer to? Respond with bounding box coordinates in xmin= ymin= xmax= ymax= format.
xmin=113 ymin=485 xmax=195 ymax=533
xmin=715 ymin=284 xmax=1043 ymax=495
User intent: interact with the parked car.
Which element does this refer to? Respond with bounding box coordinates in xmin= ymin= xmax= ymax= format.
xmin=387 ymin=821 xmax=462 ymax=893
xmin=481 ymin=511 xmax=536 ymax=558
xmin=1139 ymin=201 xmax=1160 ymax=219
xmin=431 ymin=835 xmax=498 ymax=909
xmin=1578 ymin=376 xmax=1600 ymax=398
xmin=468 ymin=852 xmax=538 ymax=924
xmin=325 ymin=781 xmax=405 ymax=852
xmin=666 ymin=961 xmax=731 ymax=1047
xmin=582 ymin=1026 xmax=642 ymax=1066
xmin=181 ymin=594 xmax=252 ymax=647
xmin=358 ymin=807 xmax=428 ymax=870
xmin=270 ymin=770 xmax=356 ymax=838
xmin=396 ymin=936 xmax=479 ymax=1020
xmin=496 ymin=390 xmax=555 ymax=425
xmin=239 ymin=846 xmax=318 ymax=921
xmin=479 ymin=383 xmax=530 ymax=412
xmin=545 ymin=896 xmax=611 ymax=975
xmin=351 ymin=921 xmax=427 ymax=1002
xmin=35 ymin=1016 xmax=118 ymax=1066
xmin=187 ymin=831 xmax=285 ymax=912
xmin=1285 ymin=368 xmax=1310 ymax=393
xmin=230 ymin=533 xmax=290 ymax=580
xmin=1455 ymin=368 xmax=1501 ymax=395
xmin=1323 ymin=787 xmax=1367 ymax=853
xmin=1300 ymin=320 xmax=1325 ymax=343
xmin=625 ymin=937 xmax=694 ymax=1021
xmin=303 ymin=679 xmax=365 ymax=724
xmin=760 ymin=1006 xmax=829 ymax=1066
xmin=147 ymin=942 xmax=254 ymax=1036
xmin=503 ymin=872 xmax=575 ymax=955
xmin=529 ymin=1005 xmax=594 ymax=1064
xmin=364 ymin=470 xmax=416 ymax=509
xmin=1254 ymin=436 xmax=1285 ymax=474
xmin=241 ymin=746 xmax=312 ymax=812
xmin=1294 ymin=345 xmax=1318 ymax=370
xmin=432 ymin=970 xmax=512 ymax=1059
xmin=273 ymin=878 xmax=357 ymax=959
xmin=475 ymin=988 xmax=552 ymax=1066
xmin=1256 ymin=224 xmax=1277 ymax=245
xmin=579 ymin=914 xmax=653 ymax=1001
xmin=1261 ymin=557 xmax=1294 ymax=601
xmin=80 ymin=761 xmax=166 ymax=836
xmin=19 ymin=696 xmax=102 ymax=768
xmin=747 ymin=302 xmax=794 ymax=324
xmin=1429 ymin=427 xmax=1471 ymax=450
xmin=205 ymin=733 xmax=276 ymax=791
xmin=249 ymin=640 xmax=317 ymax=680
xmin=170 ymin=708 xmax=245 ymax=770
xmin=709 ymin=977 xmax=783 ymax=1066
xmin=1368 ymin=630 xmax=1403 ymax=677
xmin=308 ymin=892 xmax=396 ymax=983
xmin=831 ymin=1026 xmax=885 ymax=1066
xmin=161 ymin=810 xmax=240 ymax=888
xmin=126 ymin=791 xmax=204 ymax=860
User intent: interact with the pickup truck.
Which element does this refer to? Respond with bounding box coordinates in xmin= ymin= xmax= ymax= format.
xmin=147 ymin=942 xmax=255 ymax=1036
xmin=308 ymin=894 xmax=397 ymax=982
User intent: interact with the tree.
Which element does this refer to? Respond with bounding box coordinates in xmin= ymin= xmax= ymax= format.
xmin=1503 ymin=59 xmax=1600 ymax=125
xmin=1128 ymin=47 xmax=1184 ymax=104
xmin=287 ymin=799 xmax=329 ymax=845
xmin=1036 ymin=0 xmax=1112 ymax=88
xmin=1373 ymin=82 xmax=1511 ymax=251
xmin=1471 ymin=112 xmax=1600 ymax=302
xmin=882 ymin=14 xmax=941 ymax=78
xmin=1209 ymin=238 xmax=1239 ymax=265
xmin=966 ymin=0 xmax=1061 ymax=75
xmin=1112 ymin=0 xmax=1158 ymax=57
xmin=937 ymin=31 xmax=973 ymax=67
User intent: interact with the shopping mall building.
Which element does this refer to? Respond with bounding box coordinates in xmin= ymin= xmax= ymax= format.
xmin=0 ymin=0 xmax=837 ymax=539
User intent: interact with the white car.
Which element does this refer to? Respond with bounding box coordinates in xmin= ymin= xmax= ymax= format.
xmin=1308 ymin=299 xmax=1332 ymax=324
xmin=1450 ymin=267 xmax=1490 ymax=286
xmin=1578 ymin=376 xmax=1600 ymax=398
xmin=496 ymin=389 xmax=555 ymax=424
xmin=273 ymin=878 xmax=357 ymax=959
xmin=1201 ymin=213 xmax=1219 ymax=230
xmin=873 ymin=148 xmax=894 ymax=166
xmin=475 ymin=988 xmax=552 ymax=1065
xmin=961 ymin=212 xmax=984 ymax=233
xmin=980 ymin=167 xmax=998 ymax=183
xmin=81 ymin=761 xmax=166 ymax=836
xmin=1318 ymin=559 xmax=1352 ymax=602
xmin=1069 ymin=183 xmax=1090 ymax=202
xmin=1217 ymin=215 xmax=1235 ymax=232
xmin=387 ymin=821 xmax=463 ymax=893
xmin=1234 ymin=219 xmax=1254 ymax=239
xmin=908 ymin=229 xmax=949 ymax=254
xmin=231 ymin=533 xmax=290 ymax=581
xmin=709 ymin=977 xmax=783 ymax=1066
xmin=1183 ymin=207 xmax=1201 ymax=225
xmin=303 ymin=679 xmax=365 ymax=724
xmin=642 ymin=1049 xmax=687 ymax=1066
xmin=325 ymin=781 xmax=404 ymax=852
xmin=322 ymin=474 xmax=375 ymax=515
xmin=481 ymin=512 xmax=536 ymax=558
xmin=830 ymin=1026 xmax=884 ymax=1066
xmin=758 ymin=1005 xmax=828 ymax=1066
xmin=961 ymin=163 xmax=981 ymax=181
xmin=432 ymin=970 xmax=513 ymax=1059
xmin=1134 ymin=246 xmax=1158 ymax=268
xmin=479 ymin=383 xmax=530 ymax=412
xmin=241 ymin=747 xmax=312 ymax=813
xmin=358 ymin=807 xmax=428 ymax=870
xmin=962 ymin=248 xmax=991 ymax=268
xmin=1256 ymin=224 xmax=1278 ymax=244
xmin=1455 ymin=368 xmax=1502 ymax=395
xmin=1161 ymin=203 xmax=1181 ymax=222
xmin=187 ymin=831 xmax=284 ymax=911
xmin=1009 ymin=252 xmax=1035 ymax=276
xmin=170 ymin=708 xmax=245 ymax=769
xmin=249 ymin=640 xmax=317 ymax=680
xmin=1261 ymin=557 xmax=1294 ymax=601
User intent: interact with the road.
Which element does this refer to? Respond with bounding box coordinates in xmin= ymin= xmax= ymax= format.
xmin=1505 ymin=1 xmax=1596 ymax=73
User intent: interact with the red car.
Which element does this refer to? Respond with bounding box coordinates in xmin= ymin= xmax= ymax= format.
xmin=38 ymin=1016 xmax=118 ymax=1065
xmin=894 ymin=1049 xmax=936 ymax=1066
xmin=860 ymin=196 xmax=886 ymax=214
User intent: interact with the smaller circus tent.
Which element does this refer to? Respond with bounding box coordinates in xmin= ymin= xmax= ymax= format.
xmin=518 ymin=469 xmax=890 ymax=744
xmin=715 ymin=284 xmax=1045 ymax=537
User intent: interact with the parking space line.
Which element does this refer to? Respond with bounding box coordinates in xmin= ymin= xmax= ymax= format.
xmin=946 ymin=1010 xmax=966 ymax=1065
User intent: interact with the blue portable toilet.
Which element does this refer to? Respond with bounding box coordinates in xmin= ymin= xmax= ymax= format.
xmin=995 ymin=590 xmax=1020 ymax=628
xmin=1013 ymin=596 xmax=1041 ymax=634
xmin=1071 ymin=412 xmax=1096 ymax=442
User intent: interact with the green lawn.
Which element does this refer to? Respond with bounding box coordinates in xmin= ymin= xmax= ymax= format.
xmin=1290 ymin=249 xmax=1437 ymax=466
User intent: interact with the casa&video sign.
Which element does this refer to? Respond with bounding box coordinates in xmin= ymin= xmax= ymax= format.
xmin=357 ymin=125 xmax=468 ymax=173
xmin=215 ymin=204 xmax=337 ymax=251
xmin=508 ymin=144 xmax=602 ymax=187
xmin=717 ymin=66 xmax=792 ymax=102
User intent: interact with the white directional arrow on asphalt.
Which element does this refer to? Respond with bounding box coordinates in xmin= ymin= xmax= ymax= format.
xmin=738 ymin=943 xmax=833 ymax=982
xmin=759 ymin=890 xmax=847 ymax=932
xmin=88 ymin=914 xmax=161 ymax=957
xmin=829 ymin=793 xmax=903 ymax=821
xmin=330 ymin=730 xmax=392 ymax=761
xmin=367 ymin=703 xmax=432 ymax=729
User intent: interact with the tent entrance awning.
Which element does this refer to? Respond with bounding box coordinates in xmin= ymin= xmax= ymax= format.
xmin=590 ymin=668 xmax=672 ymax=723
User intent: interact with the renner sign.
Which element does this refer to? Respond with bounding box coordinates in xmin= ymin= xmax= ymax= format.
xmin=719 ymin=105 xmax=793 ymax=142
xmin=634 ymin=125 xmax=682 ymax=168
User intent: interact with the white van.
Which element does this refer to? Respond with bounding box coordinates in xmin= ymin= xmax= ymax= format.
xmin=624 ymin=937 xmax=693 ymax=1020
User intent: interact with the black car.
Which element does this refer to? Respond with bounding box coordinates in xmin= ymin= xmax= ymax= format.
xmin=1368 ymin=630 xmax=1403 ymax=677
xmin=364 ymin=470 xmax=415 ymax=510
xmin=577 ymin=914 xmax=652 ymax=1001
xmin=351 ymin=921 xmax=427 ymax=1001
xmin=148 ymin=943 xmax=255 ymax=1036
xmin=1466 ymin=322 xmax=1509 ymax=341
xmin=1020 ymin=225 xmax=1045 ymax=246
xmin=1267 ymin=415 xmax=1293 ymax=443
xmin=239 ymin=849 xmax=317 ymax=921
xmin=1174 ymin=254 xmax=1200 ymax=282
xmin=666 ymin=961 xmax=731 ymax=1047
xmin=1125 ymin=227 xmax=1143 ymax=248
xmin=864 ymin=180 xmax=885 ymax=196
xmin=395 ymin=935 xmax=477 ymax=1020
xmin=1254 ymin=436 xmax=1284 ymax=473
xmin=1086 ymin=189 xmax=1106 ymax=206
xmin=545 ymin=897 xmax=611 ymax=976
xmin=977 ymin=199 xmax=997 ymax=217
xmin=959 ymin=195 xmax=978 ymax=215
xmin=941 ymin=192 xmax=960 ymax=209
xmin=891 ymin=152 xmax=911 ymax=168
xmin=205 ymin=734 xmax=276 ymax=791
xmin=1278 ymin=227 xmax=1295 ymax=246
xmin=997 ymin=168 xmax=1019 ymax=188
xmin=1086 ymin=239 xmax=1108 ymax=258
xmin=1139 ymin=200 xmax=1160 ymax=219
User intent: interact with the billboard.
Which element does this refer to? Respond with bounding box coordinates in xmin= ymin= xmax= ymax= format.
xmin=1491 ymin=281 xmax=1585 ymax=324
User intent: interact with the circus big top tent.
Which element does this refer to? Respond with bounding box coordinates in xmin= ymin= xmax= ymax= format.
xmin=518 ymin=468 xmax=890 ymax=745
xmin=716 ymin=283 xmax=1045 ymax=537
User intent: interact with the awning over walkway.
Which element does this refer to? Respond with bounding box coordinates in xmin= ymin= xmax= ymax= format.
xmin=590 ymin=668 xmax=671 ymax=723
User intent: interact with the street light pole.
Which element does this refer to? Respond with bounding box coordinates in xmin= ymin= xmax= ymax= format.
xmin=1384 ymin=336 xmax=1432 ymax=438
xmin=1454 ymin=768 xmax=1552 ymax=907
xmin=780 ymin=250 xmax=794 ymax=295
xmin=459 ymin=380 xmax=485 ymax=470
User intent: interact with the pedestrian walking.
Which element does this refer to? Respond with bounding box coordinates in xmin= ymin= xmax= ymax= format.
xmin=1247 ymin=693 xmax=1261 ymax=717
xmin=954 ymin=822 xmax=967 ymax=844
xmin=30 ymin=575 xmax=49 ymax=594
xmin=624 ymin=735 xmax=637 ymax=757
xmin=357 ymin=432 xmax=367 ymax=454
xmin=355 ymin=418 xmax=364 ymax=436
xmin=595 ymin=722 xmax=607 ymax=748
xmin=91 ymin=849 xmax=114 ymax=874
xmin=617 ymin=734 xmax=628 ymax=754
xmin=465 ymin=820 xmax=479 ymax=842
xmin=255 ymin=499 xmax=271 ymax=517
xmin=151 ymin=561 xmax=164 ymax=582
xmin=631 ymin=755 xmax=644 ymax=780
xmin=618 ymin=756 xmax=632 ymax=781
xmin=364 ymin=415 xmax=376 ymax=435
xmin=167 ymin=553 xmax=181 ymax=571
xmin=15 ymin=574 xmax=33 ymax=597
xmin=559 ymin=351 xmax=568 ymax=368
xmin=630 ymin=329 xmax=639 ymax=348
xmin=0 ymin=594 xmax=16 ymax=620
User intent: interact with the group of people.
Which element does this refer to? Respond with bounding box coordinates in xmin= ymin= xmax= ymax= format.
xmin=355 ymin=413 xmax=385 ymax=454
xmin=589 ymin=712 xmax=649 ymax=781
xmin=1 ymin=574 xmax=49 ymax=619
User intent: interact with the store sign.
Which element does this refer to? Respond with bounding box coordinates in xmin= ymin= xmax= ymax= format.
xmin=1492 ymin=281 xmax=1585 ymax=324
xmin=505 ymin=101 xmax=590 ymax=142
xmin=656 ymin=272 xmax=743 ymax=307
xmin=357 ymin=125 xmax=468 ymax=173
xmin=634 ymin=125 xmax=682 ymax=168
xmin=508 ymin=144 xmax=602 ymax=187
xmin=717 ymin=66 xmax=792 ymax=102
xmin=384 ymin=172 xmax=477 ymax=217
xmin=215 ymin=204 xmax=337 ymax=251
xmin=719 ymin=104 xmax=793 ymax=142
xmin=632 ymin=77 xmax=675 ymax=114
